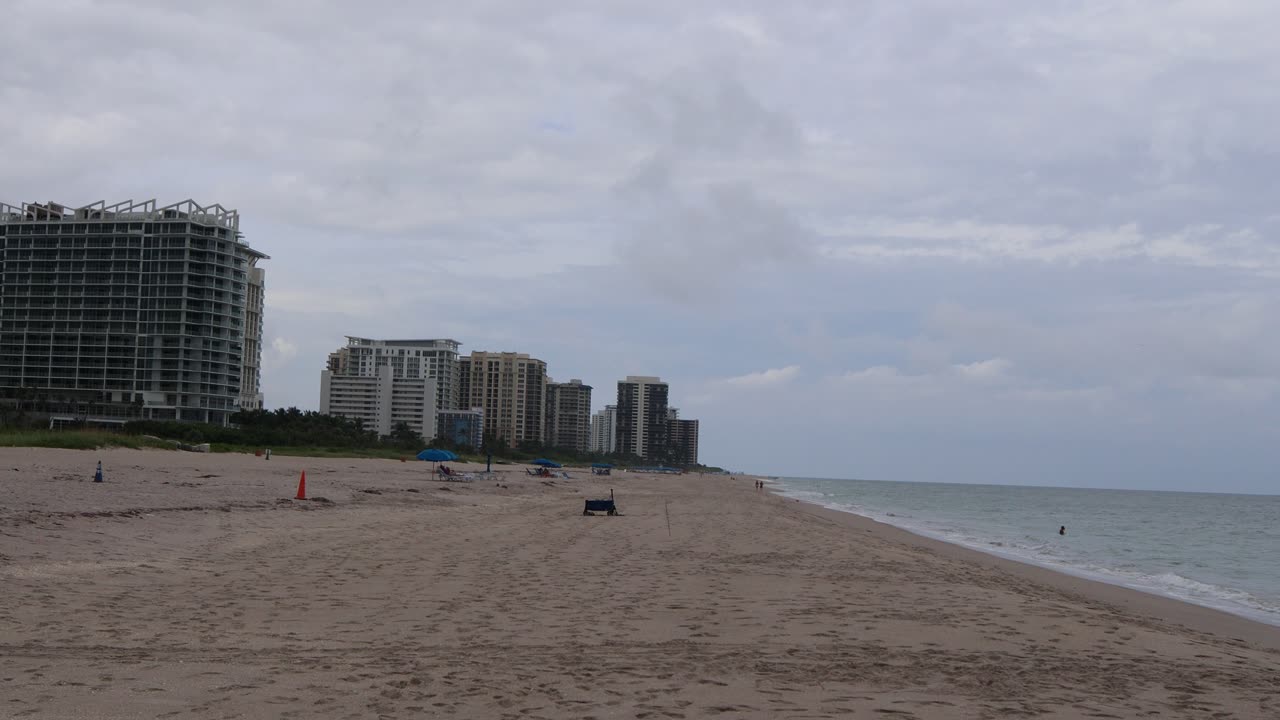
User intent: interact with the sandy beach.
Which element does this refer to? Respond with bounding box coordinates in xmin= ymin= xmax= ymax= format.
xmin=2 ymin=448 xmax=1278 ymax=719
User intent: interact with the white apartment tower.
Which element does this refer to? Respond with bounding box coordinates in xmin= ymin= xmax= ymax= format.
xmin=590 ymin=404 xmax=617 ymax=453
xmin=319 ymin=337 xmax=460 ymax=439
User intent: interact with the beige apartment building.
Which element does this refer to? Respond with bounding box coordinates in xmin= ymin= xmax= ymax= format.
xmin=458 ymin=351 xmax=547 ymax=448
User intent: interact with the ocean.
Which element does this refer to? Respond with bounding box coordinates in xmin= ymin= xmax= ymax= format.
xmin=770 ymin=476 xmax=1280 ymax=626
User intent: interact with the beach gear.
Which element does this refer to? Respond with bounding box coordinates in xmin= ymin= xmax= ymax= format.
xmin=583 ymin=489 xmax=618 ymax=516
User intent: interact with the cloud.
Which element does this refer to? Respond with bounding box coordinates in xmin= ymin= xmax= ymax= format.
xmin=710 ymin=14 xmax=774 ymax=47
xmin=614 ymin=170 xmax=814 ymax=299
xmin=6 ymin=1 xmax=1280 ymax=490
xmin=818 ymin=220 xmax=1280 ymax=274
xmin=954 ymin=358 xmax=1011 ymax=381
xmin=610 ymin=68 xmax=814 ymax=299
xmin=724 ymin=365 xmax=800 ymax=388
xmin=263 ymin=337 xmax=299 ymax=372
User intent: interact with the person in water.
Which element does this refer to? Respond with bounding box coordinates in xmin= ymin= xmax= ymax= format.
xmin=1059 ymin=526 xmax=1066 ymax=536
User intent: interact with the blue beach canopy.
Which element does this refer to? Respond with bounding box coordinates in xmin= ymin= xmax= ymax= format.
xmin=417 ymin=449 xmax=452 ymax=462
xmin=591 ymin=463 xmax=613 ymax=468
xmin=531 ymin=458 xmax=562 ymax=468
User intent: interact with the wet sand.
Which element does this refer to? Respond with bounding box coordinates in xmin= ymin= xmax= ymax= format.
xmin=2 ymin=448 xmax=1277 ymax=718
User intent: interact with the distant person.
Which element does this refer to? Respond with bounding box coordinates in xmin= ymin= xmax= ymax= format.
xmin=1059 ymin=526 xmax=1066 ymax=536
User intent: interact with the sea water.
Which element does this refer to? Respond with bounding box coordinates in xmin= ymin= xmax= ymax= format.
xmin=770 ymin=477 xmax=1280 ymax=626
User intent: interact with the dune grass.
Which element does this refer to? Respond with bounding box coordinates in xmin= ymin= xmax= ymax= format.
xmin=209 ymin=444 xmax=414 ymax=459
xmin=0 ymin=430 xmax=176 ymax=451
xmin=0 ymin=429 xmax=498 ymax=464
xmin=210 ymin=444 xmax=493 ymax=463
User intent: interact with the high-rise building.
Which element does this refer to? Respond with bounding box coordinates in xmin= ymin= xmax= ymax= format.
xmin=0 ymin=199 xmax=267 ymax=426
xmin=458 ymin=351 xmax=547 ymax=448
xmin=319 ymin=337 xmax=460 ymax=439
xmin=615 ymin=375 xmax=669 ymax=460
xmin=545 ymin=378 xmax=592 ymax=452
xmin=320 ymin=365 xmax=437 ymax=438
xmin=669 ymin=416 xmax=700 ymax=466
xmin=325 ymin=337 xmax=459 ymax=413
xmin=590 ymin=404 xmax=617 ymax=454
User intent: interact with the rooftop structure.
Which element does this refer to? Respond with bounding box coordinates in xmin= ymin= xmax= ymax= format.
xmin=1 ymin=199 xmax=244 ymax=232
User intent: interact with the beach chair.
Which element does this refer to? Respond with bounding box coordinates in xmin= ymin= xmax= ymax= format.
xmin=583 ymin=489 xmax=618 ymax=516
xmin=526 ymin=468 xmax=541 ymax=476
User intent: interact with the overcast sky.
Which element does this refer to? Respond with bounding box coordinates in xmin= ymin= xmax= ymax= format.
xmin=4 ymin=2 xmax=1279 ymax=492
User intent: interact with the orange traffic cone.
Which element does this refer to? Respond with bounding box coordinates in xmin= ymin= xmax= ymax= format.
xmin=295 ymin=471 xmax=307 ymax=500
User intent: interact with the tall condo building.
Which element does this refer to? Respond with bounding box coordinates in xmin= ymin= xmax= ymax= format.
xmin=319 ymin=337 xmax=460 ymax=439
xmin=589 ymin=404 xmax=617 ymax=453
xmin=0 ymin=199 xmax=267 ymax=426
xmin=667 ymin=407 xmax=700 ymax=466
xmin=545 ymin=378 xmax=592 ymax=452
xmin=458 ymin=351 xmax=547 ymax=448
xmin=615 ymin=375 xmax=669 ymax=460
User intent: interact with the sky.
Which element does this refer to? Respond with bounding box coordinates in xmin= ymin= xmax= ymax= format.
xmin=3 ymin=1 xmax=1279 ymax=493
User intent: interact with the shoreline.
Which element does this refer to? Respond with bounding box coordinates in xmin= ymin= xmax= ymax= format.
xmin=760 ymin=478 xmax=1280 ymax=652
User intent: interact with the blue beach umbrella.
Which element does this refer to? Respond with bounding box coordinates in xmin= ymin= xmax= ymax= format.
xmin=417 ymin=448 xmax=453 ymax=473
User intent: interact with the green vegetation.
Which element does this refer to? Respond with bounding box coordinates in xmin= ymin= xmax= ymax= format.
xmin=0 ymin=407 xmax=718 ymax=469
xmin=207 ymin=444 xmax=414 ymax=459
xmin=124 ymin=408 xmax=407 ymax=449
xmin=0 ymin=408 xmax=432 ymax=457
xmin=0 ymin=430 xmax=175 ymax=451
